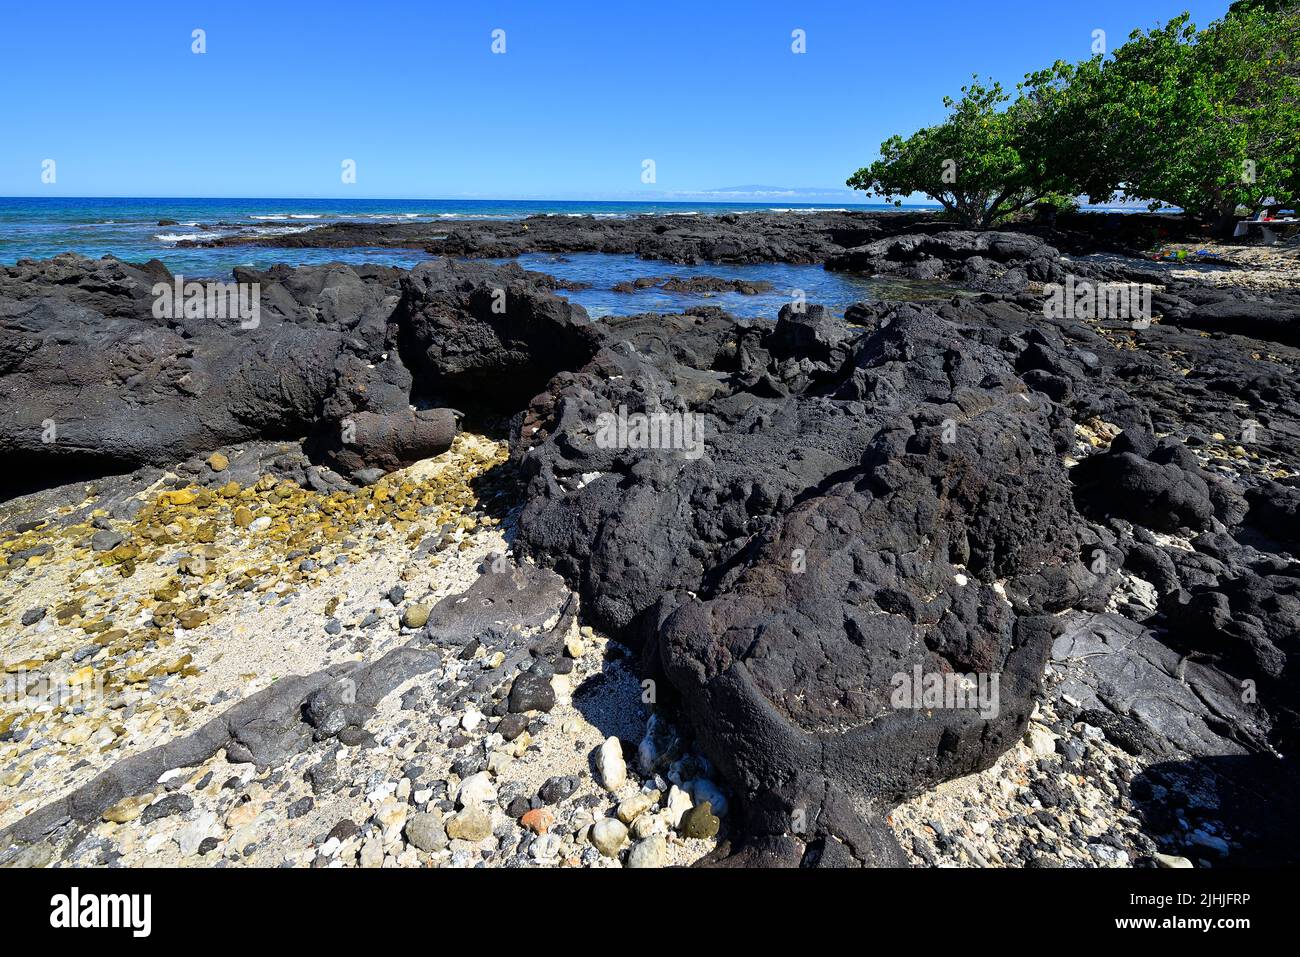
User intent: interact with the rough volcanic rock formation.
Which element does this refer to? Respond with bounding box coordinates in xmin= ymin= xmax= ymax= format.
xmin=176 ymin=211 xmax=939 ymax=265
xmin=0 ymin=255 xmax=402 ymax=494
xmin=0 ymin=255 xmax=597 ymax=494
xmin=826 ymin=230 xmax=1071 ymax=292
xmin=392 ymin=259 xmax=603 ymax=408
xmin=510 ymin=300 xmax=1107 ymax=862
xmin=1071 ymin=429 xmax=1222 ymax=532
xmin=507 ymin=265 xmax=1300 ymax=863
xmin=431 ymin=211 xmax=912 ymax=264
xmin=923 ymin=285 xmax=1300 ymax=787
xmin=612 ymin=275 xmax=775 ymax=295
xmin=1153 ymin=286 xmax=1300 ymax=346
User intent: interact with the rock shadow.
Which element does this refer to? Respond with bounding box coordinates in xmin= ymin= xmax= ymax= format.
xmin=1132 ymin=751 xmax=1300 ymax=866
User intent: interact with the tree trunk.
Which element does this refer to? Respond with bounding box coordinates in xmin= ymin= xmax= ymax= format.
xmin=1212 ymin=200 xmax=1240 ymax=239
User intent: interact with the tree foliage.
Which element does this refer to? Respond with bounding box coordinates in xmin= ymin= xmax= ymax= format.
xmin=849 ymin=4 xmax=1300 ymax=232
xmin=846 ymin=79 xmax=1075 ymax=228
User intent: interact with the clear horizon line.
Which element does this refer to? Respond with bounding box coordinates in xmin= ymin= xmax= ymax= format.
xmin=0 ymin=193 xmax=941 ymax=205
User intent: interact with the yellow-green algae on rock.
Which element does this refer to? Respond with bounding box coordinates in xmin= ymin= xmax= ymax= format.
xmin=0 ymin=434 xmax=510 ymax=826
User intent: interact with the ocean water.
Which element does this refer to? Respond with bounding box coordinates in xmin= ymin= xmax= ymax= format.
xmin=0 ymin=196 xmax=916 ymax=265
xmin=0 ymin=196 xmax=952 ymax=317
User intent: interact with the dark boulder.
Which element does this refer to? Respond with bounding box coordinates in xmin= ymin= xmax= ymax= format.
xmin=315 ymin=407 xmax=457 ymax=478
xmin=1071 ymin=430 xmax=1217 ymax=532
xmin=394 ymin=258 xmax=604 ymax=409
xmin=826 ymin=230 xmax=1066 ymax=291
xmin=1154 ymin=287 xmax=1300 ymax=346
xmin=514 ymin=298 xmax=1096 ymax=861
xmin=1246 ymin=481 xmax=1300 ymax=543
xmin=507 ymin=671 xmax=557 ymax=714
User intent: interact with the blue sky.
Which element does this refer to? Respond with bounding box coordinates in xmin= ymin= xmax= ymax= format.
xmin=0 ymin=0 xmax=1231 ymax=200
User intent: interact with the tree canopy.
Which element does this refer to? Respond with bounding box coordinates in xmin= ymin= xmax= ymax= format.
xmin=848 ymin=3 xmax=1300 ymax=232
xmin=845 ymin=80 xmax=1077 ymax=228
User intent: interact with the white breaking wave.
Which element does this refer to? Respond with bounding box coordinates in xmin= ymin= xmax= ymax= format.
xmin=155 ymin=232 xmax=232 ymax=242
xmin=155 ymin=225 xmax=314 ymax=243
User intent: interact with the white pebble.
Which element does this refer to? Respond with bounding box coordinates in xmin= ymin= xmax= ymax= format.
xmin=597 ymin=736 xmax=627 ymax=790
xmin=665 ymin=785 xmax=692 ymax=828
xmin=590 ymin=818 xmax=628 ymax=857
xmin=457 ymin=771 xmax=496 ymax=807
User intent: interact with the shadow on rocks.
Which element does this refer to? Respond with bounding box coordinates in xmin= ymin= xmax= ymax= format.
xmin=1132 ymin=752 xmax=1300 ymax=867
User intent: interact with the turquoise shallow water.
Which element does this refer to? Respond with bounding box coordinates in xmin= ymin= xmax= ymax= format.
xmin=504 ymin=252 xmax=902 ymax=319
xmin=0 ymin=197 xmax=953 ymax=317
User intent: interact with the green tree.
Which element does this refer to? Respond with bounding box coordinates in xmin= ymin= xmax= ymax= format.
xmin=1022 ymin=8 xmax=1299 ymax=232
xmin=846 ymin=79 xmax=1074 ymax=228
xmin=854 ymin=5 xmax=1300 ymax=235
